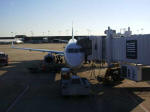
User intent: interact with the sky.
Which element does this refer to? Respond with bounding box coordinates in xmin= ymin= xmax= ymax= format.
xmin=0 ymin=0 xmax=150 ymax=37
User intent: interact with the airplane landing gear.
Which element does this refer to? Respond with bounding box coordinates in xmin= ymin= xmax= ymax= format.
xmin=56 ymin=55 xmax=63 ymax=64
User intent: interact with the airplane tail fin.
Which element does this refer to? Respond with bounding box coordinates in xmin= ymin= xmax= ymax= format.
xmin=72 ymin=22 xmax=74 ymax=40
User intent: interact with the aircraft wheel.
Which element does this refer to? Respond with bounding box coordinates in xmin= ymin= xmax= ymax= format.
xmin=56 ymin=55 xmax=63 ymax=64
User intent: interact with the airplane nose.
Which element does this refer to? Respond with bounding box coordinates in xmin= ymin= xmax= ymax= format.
xmin=64 ymin=42 xmax=84 ymax=68
xmin=66 ymin=53 xmax=84 ymax=68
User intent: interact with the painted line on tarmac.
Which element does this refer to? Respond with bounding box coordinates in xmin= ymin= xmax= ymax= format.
xmin=6 ymin=85 xmax=29 ymax=112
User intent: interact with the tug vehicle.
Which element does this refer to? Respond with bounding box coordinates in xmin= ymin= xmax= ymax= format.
xmin=60 ymin=68 xmax=90 ymax=96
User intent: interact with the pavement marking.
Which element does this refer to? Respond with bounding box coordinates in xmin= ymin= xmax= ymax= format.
xmin=6 ymin=85 xmax=29 ymax=112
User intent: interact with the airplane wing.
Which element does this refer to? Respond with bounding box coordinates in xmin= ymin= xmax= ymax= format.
xmin=11 ymin=42 xmax=64 ymax=55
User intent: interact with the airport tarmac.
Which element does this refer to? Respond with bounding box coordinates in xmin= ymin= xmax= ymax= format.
xmin=0 ymin=43 xmax=150 ymax=112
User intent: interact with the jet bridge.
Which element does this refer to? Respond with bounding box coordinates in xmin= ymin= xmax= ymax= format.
xmin=77 ymin=27 xmax=150 ymax=81
xmin=77 ymin=36 xmax=105 ymax=62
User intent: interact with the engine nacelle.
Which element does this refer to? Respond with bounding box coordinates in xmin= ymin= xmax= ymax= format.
xmin=44 ymin=53 xmax=55 ymax=63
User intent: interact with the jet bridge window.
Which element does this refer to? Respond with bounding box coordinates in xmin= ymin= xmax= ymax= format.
xmin=126 ymin=40 xmax=137 ymax=59
xmin=67 ymin=48 xmax=83 ymax=53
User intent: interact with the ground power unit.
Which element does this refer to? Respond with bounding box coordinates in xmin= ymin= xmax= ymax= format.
xmin=121 ymin=64 xmax=150 ymax=81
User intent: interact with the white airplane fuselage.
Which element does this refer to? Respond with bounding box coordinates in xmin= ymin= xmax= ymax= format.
xmin=64 ymin=39 xmax=84 ymax=68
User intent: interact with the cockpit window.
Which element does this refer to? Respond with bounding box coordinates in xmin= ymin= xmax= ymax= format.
xmin=67 ymin=48 xmax=83 ymax=53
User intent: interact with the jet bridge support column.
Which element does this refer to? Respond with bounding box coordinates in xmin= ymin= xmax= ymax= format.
xmin=105 ymin=27 xmax=115 ymax=66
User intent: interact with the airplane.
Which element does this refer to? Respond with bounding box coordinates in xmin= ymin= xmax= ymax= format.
xmin=15 ymin=38 xmax=23 ymax=44
xmin=11 ymin=26 xmax=85 ymax=68
xmin=0 ymin=38 xmax=23 ymax=44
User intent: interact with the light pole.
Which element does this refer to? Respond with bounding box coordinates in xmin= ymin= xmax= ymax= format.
xmin=30 ymin=31 xmax=34 ymax=36
xmin=10 ymin=32 xmax=13 ymax=37
xmin=141 ymin=28 xmax=144 ymax=34
xmin=87 ymin=29 xmax=91 ymax=36
xmin=48 ymin=30 xmax=50 ymax=36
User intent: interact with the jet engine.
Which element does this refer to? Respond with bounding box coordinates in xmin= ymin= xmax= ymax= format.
xmin=44 ymin=53 xmax=55 ymax=63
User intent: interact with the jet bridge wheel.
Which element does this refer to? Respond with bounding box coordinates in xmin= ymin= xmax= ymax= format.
xmin=56 ymin=55 xmax=63 ymax=64
xmin=104 ymin=68 xmax=123 ymax=82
